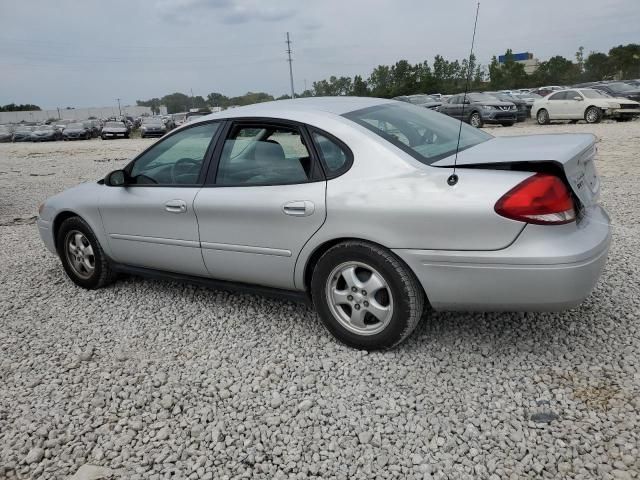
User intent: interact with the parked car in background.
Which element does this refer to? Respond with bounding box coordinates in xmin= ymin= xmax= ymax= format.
xmin=140 ymin=117 xmax=167 ymax=138
xmin=438 ymin=92 xmax=517 ymax=127
xmin=37 ymin=97 xmax=610 ymax=349
xmin=487 ymin=92 xmax=528 ymax=122
xmin=393 ymin=94 xmax=442 ymax=110
xmin=161 ymin=115 xmax=176 ymax=130
xmin=63 ymin=122 xmax=92 ymax=140
xmin=30 ymin=125 xmax=63 ymax=142
xmin=82 ymin=121 xmax=100 ymax=138
xmin=531 ymin=86 xmax=564 ymax=97
xmin=590 ymin=82 xmax=640 ymax=103
xmin=0 ymin=125 xmax=14 ymax=142
xmin=532 ymin=88 xmax=640 ymax=125
xmin=12 ymin=125 xmax=34 ymax=142
xmin=101 ymin=121 xmax=130 ymax=139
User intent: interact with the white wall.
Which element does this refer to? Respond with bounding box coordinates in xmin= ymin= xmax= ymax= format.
xmin=0 ymin=105 xmax=167 ymax=124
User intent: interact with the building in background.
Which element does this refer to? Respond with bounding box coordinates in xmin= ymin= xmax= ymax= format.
xmin=498 ymin=52 xmax=540 ymax=74
xmin=0 ymin=105 xmax=167 ymax=124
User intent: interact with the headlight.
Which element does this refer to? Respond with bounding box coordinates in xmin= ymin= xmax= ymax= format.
xmin=481 ymin=105 xmax=494 ymax=110
xmin=609 ymin=103 xmax=621 ymax=109
xmin=510 ymin=105 xmax=517 ymax=110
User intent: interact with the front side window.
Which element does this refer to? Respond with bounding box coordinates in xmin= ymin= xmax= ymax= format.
xmin=216 ymin=124 xmax=313 ymax=186
xmin=129 ymin=122 xmax=219 ymax=185
xmin=564 ymin=90 xmax=581 ymax=100
xmin=343 ymin=103 xmax=491 ymax=165
xmin=548 ymin=92 xmax=566 ymax=101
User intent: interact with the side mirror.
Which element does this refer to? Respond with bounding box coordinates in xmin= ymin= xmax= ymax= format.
xmin=573 ymin=96 xmax=583 ymax=101
xmin=104 ymin=169 xmax=127 ymax=187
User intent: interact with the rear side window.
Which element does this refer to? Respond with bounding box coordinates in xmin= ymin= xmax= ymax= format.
xmin=549 ymin=92 xmax=566 ymax=100
xmin=216 ymin=125 xmax=313 ymax=186
xmin=311 ymin=131 xmax=351 ymax=176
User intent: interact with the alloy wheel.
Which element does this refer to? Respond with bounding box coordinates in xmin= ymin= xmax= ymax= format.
xmin=325 ymin=261 xmax=394 ymax=336
xmin=64 ymin=230 xmax=95 ymax=279
xmin=470 ymin=113 xmax=482 ymax=128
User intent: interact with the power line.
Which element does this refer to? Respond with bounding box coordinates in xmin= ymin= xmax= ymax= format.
xmin=286 ymin=32 xmax=295 ymax=99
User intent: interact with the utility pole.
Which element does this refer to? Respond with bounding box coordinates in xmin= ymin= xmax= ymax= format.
xmin=286 ymin=32 xmax=295 ymax=98
xmin=116 ymin=98 xmax=122 ymax=117
xmin=56 ymin=107 xmax=61 ymax=120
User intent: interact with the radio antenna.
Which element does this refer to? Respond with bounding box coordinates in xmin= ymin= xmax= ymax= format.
xmin=448 ymin=1 xmax=480 ymax=187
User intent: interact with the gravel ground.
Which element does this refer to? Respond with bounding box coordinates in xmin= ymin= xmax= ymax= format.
xmin=0 ymin=121 xmax=639 ymax=480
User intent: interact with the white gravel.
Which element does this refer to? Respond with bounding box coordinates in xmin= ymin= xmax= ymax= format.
xmin=1 ymin=121 xmax=639 ymax=479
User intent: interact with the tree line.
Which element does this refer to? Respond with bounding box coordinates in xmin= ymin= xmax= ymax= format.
xmin=135 ymin=43 xmax=639 ymax=114
xmin=0 ymin=103 xmax=41 ymax=112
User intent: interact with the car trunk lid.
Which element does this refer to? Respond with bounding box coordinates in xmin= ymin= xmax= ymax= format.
xmin=432 ymin=134 xmax=600 ymax=208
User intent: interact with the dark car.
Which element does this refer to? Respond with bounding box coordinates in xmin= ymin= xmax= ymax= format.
xmin=488 ymin=92 xmax=528 ymax=122
xmin=63 ymin=122 xmax=92 ymax=140
xmin=30 ymin=125 xmax=62 ymax=142
xmin=140 ymin=117 xmax=167 ymax=138
xmin=591 ymin=82 xmax=640 ymax=103
xmin=101 ymin=121 xmax=130 ymax=140
xmin=12 ymin=125 xmax=35 ymax=142
xmin=438 ymin=92 xmax=517 ymax=128
xmin=393 ymin=94 xmax=442 ymax=110
xmin=0 ymin=125 xmax=14 ymax=143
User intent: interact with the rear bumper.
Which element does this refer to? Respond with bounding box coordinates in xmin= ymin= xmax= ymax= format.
xmin=393 ymin=205 xmax=611 ymax=312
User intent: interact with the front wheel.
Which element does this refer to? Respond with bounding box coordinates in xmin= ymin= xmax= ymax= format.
xmin=311 ymin=241 xmax=424 ymax=350
xmin=469 ymin=111 xmax=483 ymax=128
xmin=57 ymin=216 xmax=115 ymax=289
xmin=584 ymin=106 xmax=602 ymax=124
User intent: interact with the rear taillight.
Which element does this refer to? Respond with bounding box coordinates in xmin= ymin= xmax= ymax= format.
xmin=495 ymin=173 xmax=576 ymax=225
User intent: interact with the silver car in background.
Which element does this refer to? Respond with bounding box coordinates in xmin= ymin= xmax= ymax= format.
xmin=37 ymin=97 xmax=611 ymax=349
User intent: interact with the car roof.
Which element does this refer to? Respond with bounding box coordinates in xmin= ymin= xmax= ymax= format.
xmin=194 ymin=96 xmax=394 ymax=122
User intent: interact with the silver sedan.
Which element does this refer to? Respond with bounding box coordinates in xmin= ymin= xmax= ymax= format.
xmin=37 ymin=97 xmax=611 ymax=349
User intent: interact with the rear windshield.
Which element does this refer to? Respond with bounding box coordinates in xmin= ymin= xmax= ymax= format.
xmin=343 ymin=103 xmax=491 ymax=164
xmin=106 ymin=122 xmax=124 ymax=127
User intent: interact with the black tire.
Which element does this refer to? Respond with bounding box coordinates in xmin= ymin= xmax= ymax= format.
xmin=468 ymin=111 xmax=483 ymax=128
xmin=125 ymin=134 xmax=130 ymax=139
xmin=536 ymin=108 xmax=550 ymax=125
xmin=56 ymin=216 xmax=115 ymax=289
xmin=310 ymin=241 xmax=425 ymax=350
xmin=584 ymin=106 xmax=602 ymax=124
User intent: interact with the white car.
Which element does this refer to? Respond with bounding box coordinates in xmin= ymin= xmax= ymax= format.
xmin=532 ymin=88 xmax=640 ymax=125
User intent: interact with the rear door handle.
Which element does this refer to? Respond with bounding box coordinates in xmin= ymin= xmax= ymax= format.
xmin=283 ymin=200 xmax=315 ymax=217
xmin=165 ymin=199 xmax=187 ymax=213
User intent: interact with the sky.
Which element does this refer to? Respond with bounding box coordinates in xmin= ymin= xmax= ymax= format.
xmin=1 ymin=0 xmax=638 ymax=109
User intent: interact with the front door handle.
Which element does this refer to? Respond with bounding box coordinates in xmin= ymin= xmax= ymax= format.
xmin=165 ymin=199 xmax=187 ymax=214
xmin=283 ymin=200 xmax=315 ymax=217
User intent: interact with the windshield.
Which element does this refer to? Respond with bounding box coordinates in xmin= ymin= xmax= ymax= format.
xmin=581 ymin=89 xmax=610 ymax=99
xmin=343 ymin=103 xmax=491 ymax=165
xmin=106 ymin=122 xmax=124 ymax=128
xmin=143 ymin=118 xmax=162 ymax=124
xmin=67 ymin=123 xmax=84 ymax=129
xmin=607 ymin=82 xmax=634 ymax=92
xmin=36 ymin=125 xmax=53 ymax=131
xmin=467 ymin=93 xmax=499 ymax=102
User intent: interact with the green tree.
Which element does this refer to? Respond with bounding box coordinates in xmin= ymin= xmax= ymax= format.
xmin=583 ymin=52 xmax=613 ymax=81
xmin=368 ymin=65 xmax=393 ymax=97
xmin=532 ymin=55 xmax=579 ymax=86
xmin=0 ymin=103 xmax=41 ymax=112
xmin=608 ymin=44 xmax=640 ymax=78
xmin=351 ymin=75 xmax=369 ymax=96
xmin=136 ymin=97 xmax=162 ymax=115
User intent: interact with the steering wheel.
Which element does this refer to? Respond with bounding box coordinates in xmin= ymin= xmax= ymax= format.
xmin=171 ymin=158 xmax=200 ymax=184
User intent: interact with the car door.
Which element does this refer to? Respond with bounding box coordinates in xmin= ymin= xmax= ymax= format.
xmin=99 ymin=121 xmax=221 ymax=276
xmin=545 ymin=91 xmax=567 ymax=118
xmin=562 ymin=90 xmax=585 ymax=118
xmin=193 ymin=120 xmax=327 ymax=290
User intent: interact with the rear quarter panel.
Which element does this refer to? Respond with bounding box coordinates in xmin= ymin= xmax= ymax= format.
xmin=293 ymin=123 xmax=533 ymax=289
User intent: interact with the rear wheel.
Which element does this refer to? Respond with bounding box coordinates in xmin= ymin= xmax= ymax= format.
xmin=536 ymin=109 xmax=550 ymax=125
xmin=311 ymin=241 xmax=424 ymax=350
xmin=585 ymin=106 xmax=602 ymax=124
xmin=469 ymin=111 xmax=483 ymax=128
xmin=57 ymin=216 xmax=115 ymax=289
